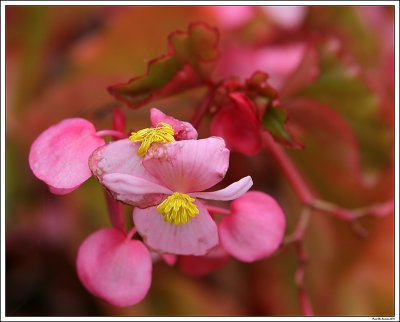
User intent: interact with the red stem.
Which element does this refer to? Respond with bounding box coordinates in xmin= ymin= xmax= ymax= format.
xmin=96 ymin=130 xmax=126 ymax=139
xmin=125 ymin=227 xmax=137 ymax=242
xmin=103 ymin=107 xmax=128 ymax=232
xmin=262 ymin=132 xmax=314 ymax=205
xmin=263 ymin=132 xmax=315 ymax=315
xmin=104 ymin=191 xmax=125 ymax=233
xmin=295 ymin=241 xmax=314 ymax=316
xmin=191 ymin=88 xmax=215 ymax=129
xmin=112 ymin=107 xmax=126 ymax=133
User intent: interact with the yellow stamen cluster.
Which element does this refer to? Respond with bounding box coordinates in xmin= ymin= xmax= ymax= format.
xmin=129 ymin=122 xmax=175 ymax=157
xmin=156 ymin=192 xmax=199 ymax=225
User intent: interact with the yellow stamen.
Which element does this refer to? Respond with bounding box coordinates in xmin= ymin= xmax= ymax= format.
xmin=129 ymin=123 xmax=175 ymax=157
xmin=156 ymin=192 xmax=199 ymax=225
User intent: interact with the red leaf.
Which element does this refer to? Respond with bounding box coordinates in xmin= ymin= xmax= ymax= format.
xmin=108 ymin=22 xmax=219 ymax=108
xmin=287 ymin=98 xmax=362 ymax=182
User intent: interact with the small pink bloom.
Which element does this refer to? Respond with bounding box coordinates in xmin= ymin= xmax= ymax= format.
xmin=90 ymin=136 xmax=253 ymax=256
xmin=210 ymin=92 xmax=262 ymax=156
xmin=29 ymin=118 xmax=105 ymax=194
xmin=212 ymin=6 xmax=254 ymax=29
xmin=178 ymin=245 xmax=230 ymax=277
xmin=150 ymin=108 xmax=198 ymax=140
xmin=76 ymin=228 xmax=152 ymax=307
xmin=263 ymin=6 xmax=307 ymax=29
xmin=219 ymin=191 xmax=286 ymax=262
xmin=217 ymin=42 xmax=306 ymax=88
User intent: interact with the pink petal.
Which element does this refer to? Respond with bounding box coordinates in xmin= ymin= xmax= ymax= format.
xmin=143 ymin=137 xmax=229 ymax=193
xmin=263 ymin=6 xmax=307 ymax=29
xmin=190 ymin=176 xmax=253 ymax=201
xmin=150 ymin=108 xmax=198 ymax=140
xmin=29 ymin=118 xmax=105 ymax=194
xmin=210 ymin=93 xmax=262 ymax=156
xmin=133 ymin=201 xmax=218 ymax=256
xmin=252 ymin=44 xmax=306 ymax=89
xmin=76 ymin=228 xmax=152 ymax=307
xmin=178 ymin=245 xmax=230 ymax=277
xmin=102 ymin=173 xmax=172 ymax=208
xmin=90 ymin=139 xmax=148 ymax=177
xmin=219 ymin=191 xmax=286 ymax=262
xmin=213 ymin=6 xmax=253 ymax=29
xmin=89 ymin=139 xmax=167 ymax=208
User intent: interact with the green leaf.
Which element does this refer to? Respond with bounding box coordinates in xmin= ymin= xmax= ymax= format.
xmin=243 ymin=71 xmax=301 ymax=148
xmin=298 ymin=46 xmax=391 ymax=170
xmin=108 ymin=23 xmax=219 ymax=108
xmin=262 ymin=104 xmax=302 ymax=148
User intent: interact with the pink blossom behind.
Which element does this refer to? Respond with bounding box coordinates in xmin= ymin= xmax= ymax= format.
xmin=219 ymin=191 xmax=286 ymax=262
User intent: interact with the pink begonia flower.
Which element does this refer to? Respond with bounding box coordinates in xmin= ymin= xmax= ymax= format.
xmin=217 ymin=43 xmax=306 ymax=89
xmin=89 ymin=110 xmax=253 ymax=256
xmin=210 ymin=92 xmax=262 ymax=156
xmin=212 ymin=6 xmax=254 ymax=29
xmin=178 ymin=245 xmax=230 ymax=277
xmin=262 ymin=6 xmax=307 ymax=29
xmin=76 ymin=228 xmax=152 ymax=307
xmin=29 ymin=118 xmax=105 ymax=194
xmin=219 ymin=191 xmax=286 ymax=262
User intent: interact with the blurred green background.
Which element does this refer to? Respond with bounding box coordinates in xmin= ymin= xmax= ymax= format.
xmin=6 ymin=5 xmax=394 ymax=316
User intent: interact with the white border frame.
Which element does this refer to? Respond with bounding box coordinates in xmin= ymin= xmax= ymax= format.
xmin=1 ymin=1 xmax=398 ymax=321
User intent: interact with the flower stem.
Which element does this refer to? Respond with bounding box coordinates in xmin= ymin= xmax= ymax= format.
xmin=263 ymin=130 xmax=394 ymax=315
xmin=263 ymin=132 xmax=314 ymax=316
xmin=96 ymin=130 xmax=127 ymax=139
xmin=104 ymin=190 xmax=125 ymax=233
xmin=310 ymin=199 xmax=394 ymax=221
xmin=125 ymin=227 xmax=137 ymax=242
xmin=295 ymin=239 xmax=314 ymax=316
xmin=102 ymin=107 xmax=128 ymax=232
xmin=206 ymin=205 xmax=231 ymax=216
xmin=112 ymin=107 xmax=126 ymax=133
xmin=262 ymin=132 xmax=314 ymax=205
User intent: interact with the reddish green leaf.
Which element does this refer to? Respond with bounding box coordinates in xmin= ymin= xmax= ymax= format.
xmin=298 ymin=43 xmax=391 ymax=170
xmin=240 ymin=71 xmax=301 ymax=148
xmin=262 ymin=103 xmax=302 ymax=149
xmin=108 ymin=22 xmax=219 ymax=108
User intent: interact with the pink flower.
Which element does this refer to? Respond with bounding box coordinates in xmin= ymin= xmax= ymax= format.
xmin=28 ymin=107 xmax=196 ymax=194
xmin=90 ymin=128 xmax=253 ymax=256
xmin=210 ymin=92 xmax=263 ymax=156
xmin=212 ymin=6 xmax=254 ymax=29
xmin=29 ymin=118 xmax=106 ymax=194
xmin=219 ymin=191 xmax=286 ymax=262
xmin=76 ymin=228 xmax=152 ymax=307
xmin=262 ymin=6 xmax=307 ymax=29
xmin=217 ymin=44 xmax=306 ymax=89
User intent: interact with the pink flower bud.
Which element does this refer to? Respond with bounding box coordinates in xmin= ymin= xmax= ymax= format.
xmin=219 ymin=191 xmax=286 ymax=262
xmin=29 ymin=118 xmax=105 ymax=194
xmin=210 ymin=92 xmax=262 ymax=155
xmin=76 ymin=228 xmax=152 ymax=307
